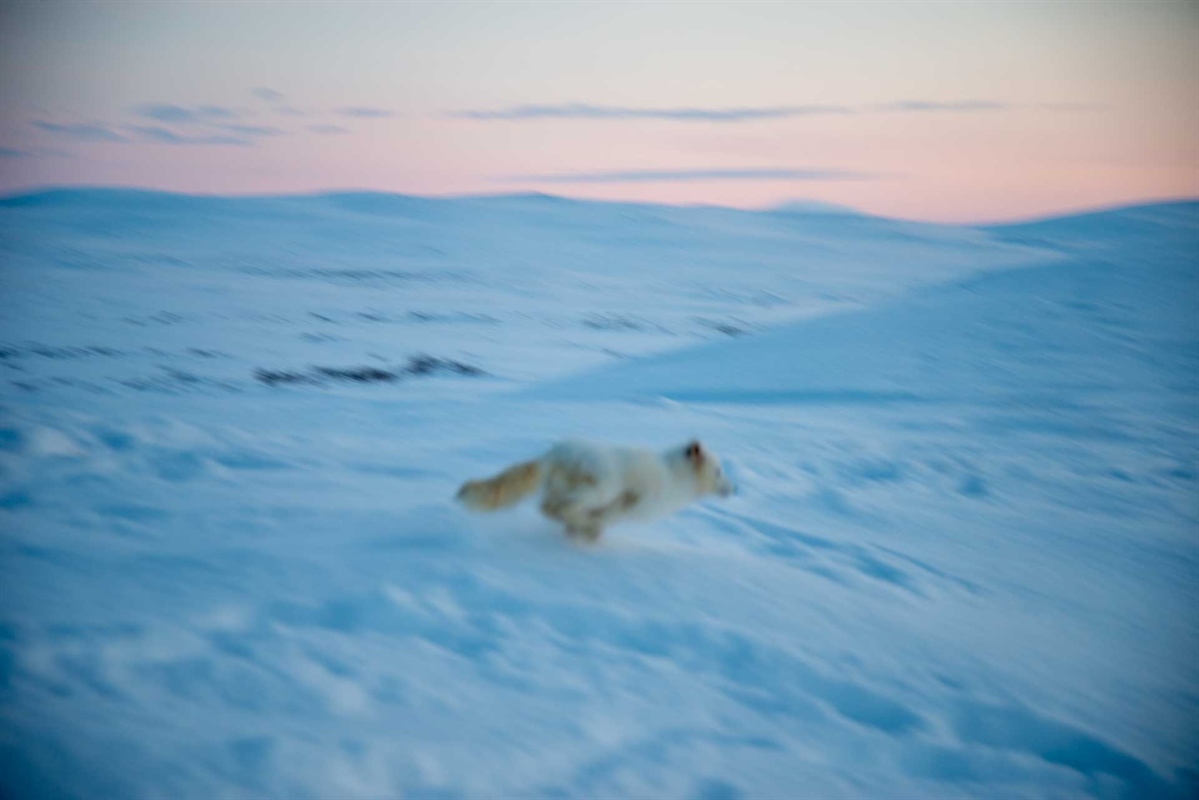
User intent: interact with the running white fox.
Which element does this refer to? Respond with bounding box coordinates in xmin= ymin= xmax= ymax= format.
xmin=456 ymin=439 xmax=735 ymax=542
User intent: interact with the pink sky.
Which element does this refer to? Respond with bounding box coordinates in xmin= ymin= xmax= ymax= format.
xmin=0 ymin=1 xmax=1195 ymax=222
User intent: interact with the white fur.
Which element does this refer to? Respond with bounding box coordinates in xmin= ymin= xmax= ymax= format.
xmin=538 ymin=439 xmax=734 ymax=541
xmin=543 ymin=440 xmax=699 ymax=520
xmin=457 ymin=438 xmax=734 ymax=542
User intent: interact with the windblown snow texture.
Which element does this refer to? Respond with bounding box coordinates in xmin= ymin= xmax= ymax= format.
xmin=1 ymin=190 xmax=1196 ymax=799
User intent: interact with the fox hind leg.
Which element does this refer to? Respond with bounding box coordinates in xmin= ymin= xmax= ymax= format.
xmin=560 ymin=490 xmax=639 ymax=545
xmin=539 ymin=496 xmax=569 ymax=522
xmin=584 ymin=489 xmax=640 ymax=527
xmin=566 ymin=521 xmax=602 ymax=543
xmin=540 ymin=463 xmax=605 ymax=540
xmin=541 ymin=495 xmax=604 ymax=543
xmin=547 ymin=501 xmax=603 ymax=543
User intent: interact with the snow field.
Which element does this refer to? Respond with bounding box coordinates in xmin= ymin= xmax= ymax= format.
xmin=1 ymin=191 xmax=1196 ymax=799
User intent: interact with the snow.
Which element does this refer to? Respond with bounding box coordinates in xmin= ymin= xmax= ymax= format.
xmin=1 ymin=189 xmax=1196 ymax=799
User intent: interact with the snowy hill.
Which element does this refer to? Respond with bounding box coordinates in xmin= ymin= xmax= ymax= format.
xmin=0 ymin=187 xmax=1049 ymax=391
xmin=1 ymin=191 xmax=1196 ymax=799
xmin=534 ymin=206 xmax=1199 ymax=405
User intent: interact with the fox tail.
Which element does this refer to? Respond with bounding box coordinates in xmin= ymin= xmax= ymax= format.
xmin=456 ymin=460 xmax=542 ymax=511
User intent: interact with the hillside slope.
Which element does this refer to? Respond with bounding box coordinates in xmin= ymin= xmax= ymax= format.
xmin=1 ymin=193 xmax=1196 ymax=799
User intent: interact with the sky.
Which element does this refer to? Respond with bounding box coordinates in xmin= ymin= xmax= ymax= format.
xmin=0 ymin=0 xmax=1196 ymax=222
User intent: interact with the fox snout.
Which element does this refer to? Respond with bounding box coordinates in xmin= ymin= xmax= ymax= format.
xmin=709 ymin=470 xmax=735 ymax=498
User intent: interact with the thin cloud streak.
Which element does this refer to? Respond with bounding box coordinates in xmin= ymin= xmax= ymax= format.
xmin=308 ymin=124 xmax=350 ymax=135
xmin=338 ymin=107 xmax=394 ymax=118
xmin=129 ymin=126 xmax=253 ymax=146
xmin=133 ymin=103 xmax=237 ymax=123
xmin=454 ymin=103 xmax=854 ymax=122
xmin=875 ymin=100 xmax=1008 ymax=112
xmin=252 ymin=87 xmax=285 ymax=102
xmin=498 ymin=167 xmax=876 ymax=184
xmin=455 ymin=99 xmax=1097 ymax=123
xmin=220 ymin=124 xmax=286 ymax=137
xmin=32 ymin=121 xmax=126 ymax=142
xmin=1 ymin=145 xmax=72 ymax=159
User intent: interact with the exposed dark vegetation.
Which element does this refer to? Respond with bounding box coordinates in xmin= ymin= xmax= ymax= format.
xmin=255 ymin=355 xmax=486 ymax=387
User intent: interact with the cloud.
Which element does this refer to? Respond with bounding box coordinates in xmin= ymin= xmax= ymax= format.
xmin=308 ymin=124 xmax=349 ymax=135
xmin=276 ymin=106 xmax=309 ymax=117
xmin=32 ymin=121 xmax=126 ymax=142
xmin=129 ymin=125 xmax=252 ymax=146
xmin=252 ymin=87 xmax=285 ymax=102
xmin=133 ymin=103 xmax=238 ymax=124
xmin=453 ymin=99 xmax=1096 ymax=123
xmin=219 ymin=124 xmax=286 ymax=137
xmin=497 ymin=167 xmax=875 ymax=183
xmin=876 ymin=100 xmax=1008 ymax=112
xmin=0 ymin=145 xmax=71 ymax=159
xmin=452 ymin=103 xmax=854 ymax=122
xmin=337 ymin=107 xmax=394 ymax=118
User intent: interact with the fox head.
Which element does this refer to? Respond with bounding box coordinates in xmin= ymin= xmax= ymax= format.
xmin=684 ymin=440 xmax=735 ymax=498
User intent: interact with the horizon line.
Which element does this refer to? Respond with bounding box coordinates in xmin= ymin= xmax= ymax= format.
xmin=1 ymin=182 xmax=1195 ymax=227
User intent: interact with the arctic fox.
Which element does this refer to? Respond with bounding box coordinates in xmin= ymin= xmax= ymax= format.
xmin=456 ymin=439 xmax=735 ymax=542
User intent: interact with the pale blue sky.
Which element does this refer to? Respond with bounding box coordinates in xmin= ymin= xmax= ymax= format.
xmin=1 ymin=0 xmax=1196 ymax=221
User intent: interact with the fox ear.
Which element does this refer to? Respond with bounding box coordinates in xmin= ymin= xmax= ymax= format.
xmin=685 ymin=440 xmax=704 ymax=464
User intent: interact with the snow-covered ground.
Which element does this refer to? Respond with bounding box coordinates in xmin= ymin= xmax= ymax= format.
xmin=1 ymin=189 xmax=1196 ymax=799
